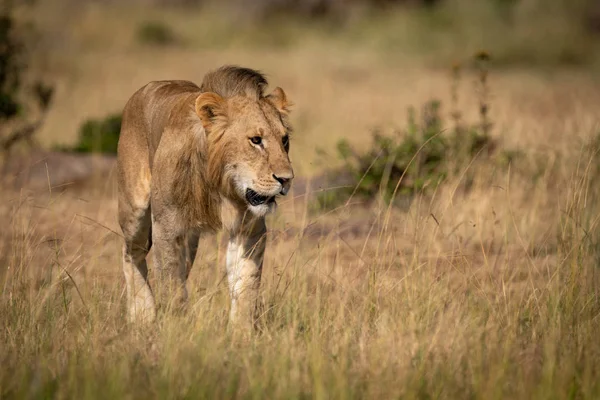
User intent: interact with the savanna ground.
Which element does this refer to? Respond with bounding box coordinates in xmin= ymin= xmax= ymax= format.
xmin=2 ymin=0 xmax=600 ymax=398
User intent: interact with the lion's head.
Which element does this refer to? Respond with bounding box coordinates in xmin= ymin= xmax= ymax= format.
xmin=194 ymin=66 xmax=294 ymax=217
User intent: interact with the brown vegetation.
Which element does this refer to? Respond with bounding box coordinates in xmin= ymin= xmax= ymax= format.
xmin=1 ymin=0 xmax=600 ymax=398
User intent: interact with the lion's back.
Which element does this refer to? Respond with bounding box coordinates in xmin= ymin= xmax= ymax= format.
xmin=118 ymin=80 xmax=202 ymax=168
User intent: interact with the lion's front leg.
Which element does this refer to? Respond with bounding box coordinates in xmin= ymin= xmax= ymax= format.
xmin=226 ymin=217 xmax=266 ymax=329
xmin=152 ymin=220 xmax=198 ymax=315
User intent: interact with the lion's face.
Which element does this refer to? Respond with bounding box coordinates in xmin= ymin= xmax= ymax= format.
xmin=196 ymin=88 xmax=294 ymax=217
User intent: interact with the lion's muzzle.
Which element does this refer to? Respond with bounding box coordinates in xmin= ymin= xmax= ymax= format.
xmin=245 ymin=188 xmax=276 ymax=206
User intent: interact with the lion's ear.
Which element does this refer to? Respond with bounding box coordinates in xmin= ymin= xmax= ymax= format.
xmin=266 ymin=87 xmax=291 ymax=114
xmin=195 ymin=92 xmax=227 ymax=131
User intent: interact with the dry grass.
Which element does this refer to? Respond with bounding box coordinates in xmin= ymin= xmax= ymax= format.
xmin=2 ymin=1 xmax=600 ymax=398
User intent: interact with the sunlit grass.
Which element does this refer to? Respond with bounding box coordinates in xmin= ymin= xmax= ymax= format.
xmin=2 ymin=1 xmax=600 ymax=397
xmin=1 ymin=128 xmax=599 ymax=398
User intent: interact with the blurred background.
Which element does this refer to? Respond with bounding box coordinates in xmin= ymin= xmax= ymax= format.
xmin=3 ymin=0 xmax=600 ymax=182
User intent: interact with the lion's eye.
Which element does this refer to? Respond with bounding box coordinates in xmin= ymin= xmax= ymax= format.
xmin=282 ymin=135 xmax=289 ymax=151
xmin=250 ymin=136 xmax=262 ymax=145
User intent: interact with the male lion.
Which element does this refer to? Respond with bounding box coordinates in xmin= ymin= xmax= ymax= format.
xmin=117 ymin=66 xmax=293 ymax=326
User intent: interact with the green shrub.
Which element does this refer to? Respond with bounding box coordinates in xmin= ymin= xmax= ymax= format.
xmin=0 ymin=14 xmax=23 ymax=121
xmin=0 ymin=6 xmax=54 ymax=151
xmin=136 ymin=21 xmax=177 ymax=46
xmin=313 ymin=55 xmax=515 ymax=211
xmin=60 ymin=113 xmax=122 ymax=154
xmin=314 ymin=103 xmax=496 ymax=211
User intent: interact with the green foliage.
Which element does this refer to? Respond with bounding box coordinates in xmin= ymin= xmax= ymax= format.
xmin=0 ymin=14 xmax=22 ymax=121
xmin=314 ymin=100 xmax=497 ymax=211
xmin=0 ymin=11 xmax=54 ymax=119
xmin=0 ymin=5 xmax=54 ymax=151
xmin=136 ymin=20 xmax=177 ymax=46
xmin=60 ymin=113 xmax=122 ymax=154
xmin=311 ymin=53 xmax=517 ymax=212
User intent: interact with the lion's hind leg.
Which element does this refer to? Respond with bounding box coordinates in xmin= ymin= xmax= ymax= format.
xmin=118 ymin=157 xmax=156 ymax=324
xmin=117 ymin=87 xmax=160 ymax=324
xmin=120 ymin=200 xmax=156 ymax=323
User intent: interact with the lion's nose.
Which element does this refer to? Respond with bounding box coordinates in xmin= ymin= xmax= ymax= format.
xmin=273 ymin=174 xmax=291 ymax=185
xmin=273 ymin=173 xmax=293 ymax=195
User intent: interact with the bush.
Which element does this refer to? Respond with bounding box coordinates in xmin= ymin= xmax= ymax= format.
xmin=0 ymin=14 xmax=23 ymax=121
xmin=314 ymin=104 xmax=495 ymax=211
xmin=0 ymin=5 xmax=54 ymax=152
xmin=313 ymin=55 xmax=516 ymax=211
xmin=59 ymin=113 xmax=122 ymax=154
xmin=136 ymin=21 xmax=177 ymax=46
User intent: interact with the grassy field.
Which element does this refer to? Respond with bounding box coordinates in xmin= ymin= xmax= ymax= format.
xmin=2 ymin=0 xmax=600 ymax=398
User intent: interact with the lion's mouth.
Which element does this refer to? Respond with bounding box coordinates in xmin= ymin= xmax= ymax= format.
xmin=245 ymin=188 xmax=276 ymax=206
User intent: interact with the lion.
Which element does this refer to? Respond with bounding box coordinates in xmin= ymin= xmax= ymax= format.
xmin=117 ymin=65 xmax=293 ymax=326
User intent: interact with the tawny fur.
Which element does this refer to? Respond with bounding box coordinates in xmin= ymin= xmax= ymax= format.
xmin=117 ymin=65 xmax=293 ymax=326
